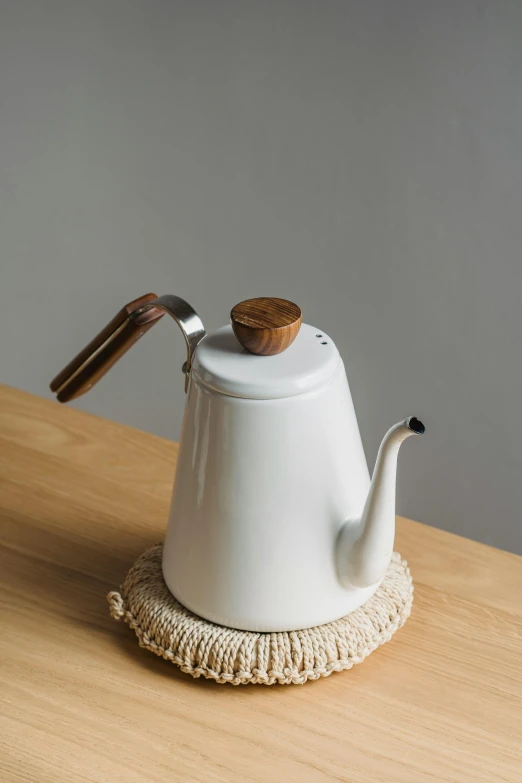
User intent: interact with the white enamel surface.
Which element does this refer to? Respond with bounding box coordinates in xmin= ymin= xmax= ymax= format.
xmin=163 ymin=361 xmax=378 ymax=632
xmin=192 ymin=323 xmax=340 ymax=399
xmin=337 ymin=420 xmax=418 ymax=589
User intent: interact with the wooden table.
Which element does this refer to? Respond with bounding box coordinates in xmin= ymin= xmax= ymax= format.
xmin=1 ymin=385 xmax=521 ymax=782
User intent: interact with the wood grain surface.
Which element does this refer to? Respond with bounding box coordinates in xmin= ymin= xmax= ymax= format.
xmin=0 ymin=385 xmax=521 ymax=783
xmin=231 ymin=297 xmax=302 ymax=355
xmin=49 ymin=293 xmax=164 ymax=403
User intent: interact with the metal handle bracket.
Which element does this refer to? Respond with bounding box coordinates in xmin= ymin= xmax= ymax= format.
xmin=132 ymin=295 xmax=206 ymax=393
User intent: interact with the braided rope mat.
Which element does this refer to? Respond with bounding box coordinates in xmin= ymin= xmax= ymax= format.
xmin=107 ymin=544 xmax=413 ymax=685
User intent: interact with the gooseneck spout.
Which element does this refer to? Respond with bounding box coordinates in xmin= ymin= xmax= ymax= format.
xmin=338 ymin=416 xmax=425 ymax=589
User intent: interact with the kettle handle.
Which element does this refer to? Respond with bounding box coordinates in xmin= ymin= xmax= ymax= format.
xmin=50 ymin=293 xmax=206 ymax=402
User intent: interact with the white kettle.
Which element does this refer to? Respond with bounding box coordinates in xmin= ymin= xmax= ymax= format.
xmin=51 ymin=293 xmax=425 ymax=632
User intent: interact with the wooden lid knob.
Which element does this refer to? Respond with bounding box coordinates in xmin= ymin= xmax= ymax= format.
xmin=231 ymin=297 xmax=302 ymax=356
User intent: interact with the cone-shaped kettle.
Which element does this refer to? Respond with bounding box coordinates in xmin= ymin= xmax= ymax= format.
xmin=337 ymin=417 xmax=425 ymax=590
xmin=49 ymin=293 xmax=426 ymax=633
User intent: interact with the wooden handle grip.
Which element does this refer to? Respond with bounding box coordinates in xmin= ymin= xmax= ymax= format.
xmin=50 ymin=294 xmax=164 ymax=403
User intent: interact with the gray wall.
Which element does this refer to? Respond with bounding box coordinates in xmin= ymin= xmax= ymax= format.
xmin=2 ymin=1 xmax=522 ymax=553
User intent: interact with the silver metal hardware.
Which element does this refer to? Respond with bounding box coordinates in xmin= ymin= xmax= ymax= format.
xmin=132 ymin=295 xmax=206 ymax=392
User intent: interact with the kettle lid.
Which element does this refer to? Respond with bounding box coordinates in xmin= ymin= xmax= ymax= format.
xmin=191 ymin=297 xmax=340 ymax=400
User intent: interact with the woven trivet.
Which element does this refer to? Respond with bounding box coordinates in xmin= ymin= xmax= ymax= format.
xmin=107 ymin=544 xmax=413 ymax=685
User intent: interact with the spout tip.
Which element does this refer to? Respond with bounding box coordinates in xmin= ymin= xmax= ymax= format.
xmin=406 ymin=416 xmax=425 ymax=434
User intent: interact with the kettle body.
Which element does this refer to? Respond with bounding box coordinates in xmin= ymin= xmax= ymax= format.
xmin=163 ymin=326 xmax=375 ymax=632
